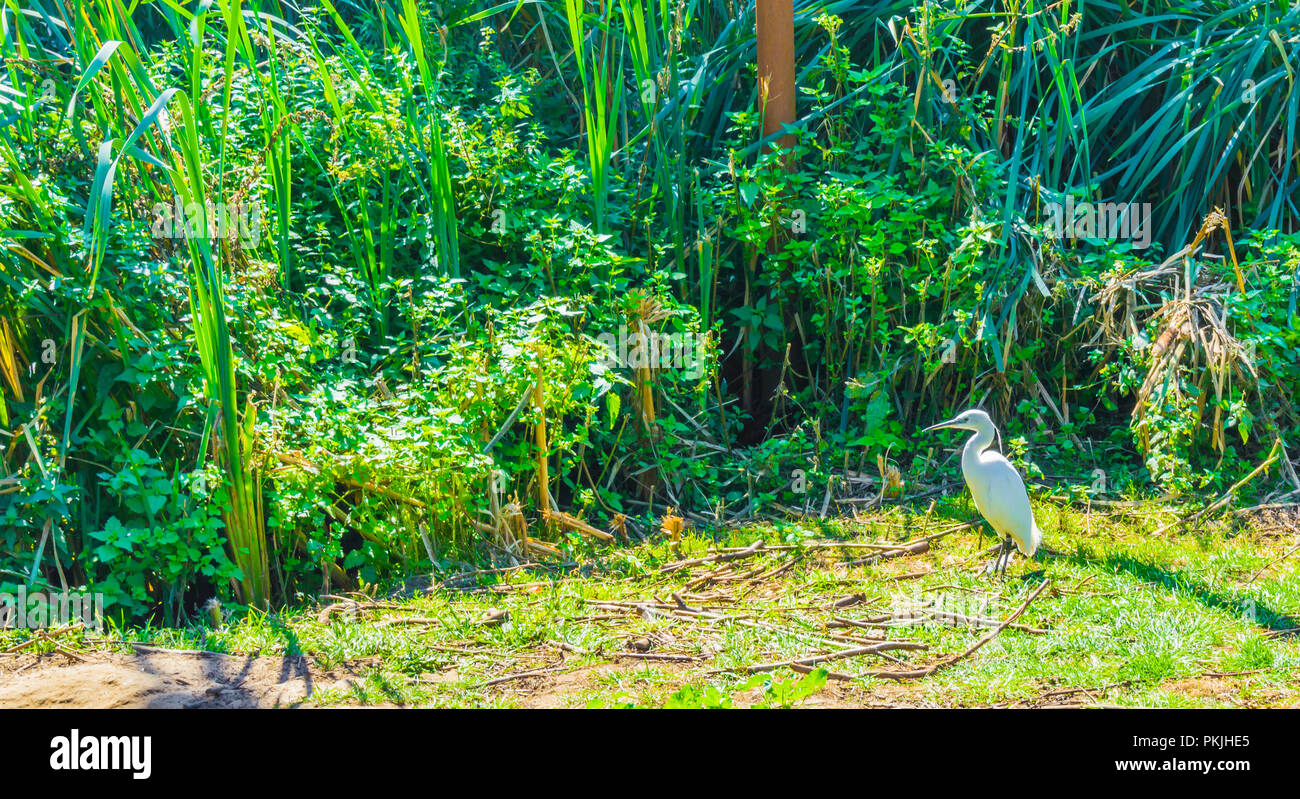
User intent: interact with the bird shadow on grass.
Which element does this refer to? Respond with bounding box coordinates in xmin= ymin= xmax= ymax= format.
xmin=1066 ymin=550 xmax=1298 ymax=635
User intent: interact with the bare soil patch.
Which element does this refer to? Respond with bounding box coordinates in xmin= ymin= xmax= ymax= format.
xmin=0 ymin=649 xmax=366 ymax=709
xmin=1164 ymin=675 xmax=1300 ymax=708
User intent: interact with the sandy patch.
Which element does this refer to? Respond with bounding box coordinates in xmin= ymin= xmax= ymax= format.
xmin=0 ymin=649 xmax=365 ymax=709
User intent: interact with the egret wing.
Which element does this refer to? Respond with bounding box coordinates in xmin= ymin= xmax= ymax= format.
xmin=966 ymin=452 xmax=1036 ymax=553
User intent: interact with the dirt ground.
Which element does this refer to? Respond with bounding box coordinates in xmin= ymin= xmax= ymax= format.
xmin=423 ymin=658 xmax=1294 ymax=708
xmin=2 ymin=644 xmax=1294 ymax=709
xmin=0 ymin=648 xmax=368 ymax=709
xmin=0 ymin=643 xmax=949 ymax=709
xmin=4 ymin=507 xmax=1296 ymax=709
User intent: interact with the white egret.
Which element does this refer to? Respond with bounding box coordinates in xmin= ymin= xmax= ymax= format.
xmin=922 ymin=409 xmax=1041 ymax=577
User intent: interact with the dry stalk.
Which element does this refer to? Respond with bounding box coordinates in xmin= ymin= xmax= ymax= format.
xmin=1090 ymin=209 xmax=1260 ymax=455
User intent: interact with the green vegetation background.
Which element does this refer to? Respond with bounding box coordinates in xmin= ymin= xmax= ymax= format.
xmin=2 ymin=1 xmax=1299 ymax=624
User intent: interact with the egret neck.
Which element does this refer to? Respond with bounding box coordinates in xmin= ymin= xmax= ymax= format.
xmin=959 ymin=416 xmax=997 ymax=475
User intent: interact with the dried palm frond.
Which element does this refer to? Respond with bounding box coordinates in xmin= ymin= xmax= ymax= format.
xmin=1091 ymin=210 xmax=1259 ymax=456
xmin=628 ymin=291 xmax=669 ymax=429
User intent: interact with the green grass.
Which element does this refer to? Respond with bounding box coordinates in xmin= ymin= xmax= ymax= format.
xmin=4 ymin=499 xmax=1297 ymax=708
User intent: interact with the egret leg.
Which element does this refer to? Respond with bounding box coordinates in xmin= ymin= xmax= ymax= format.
xmin=987 ymin=538 xmax=1012 ymax=580
xmin=997 ymin=538 xmax=1013 ymax=580
xmin=980 ymin=537 xmax=1011 ymax=578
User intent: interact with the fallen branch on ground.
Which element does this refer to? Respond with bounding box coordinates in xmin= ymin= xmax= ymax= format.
xmin=614 ymin=652 xmax=699 ymax=662
xmin=543 ymin=508 xmax=615 ymax=542
xmin=1009 ymin=679 xmax=1132 ymax=706
xmin=828 ymin=610 xmax=1046 ymax=634
xmin=789 ymin=662 xmax=854 ymax=681
xmin=1 ymin=628 xmax=87 ymax=661
xmin=375 ymin=617 xmax=444 ymax=628
xmin=1201 ymin=668 xmax=1270 ymax=678
xmin=862 ymin=579 xmax=1052 ymax=681
xmin=716 ymin=640 xmax=928 ymax=677
xmin=438 ymin=562 xmax=555 ymax=588
xmin=317 ymin=598 xmax=405 ymax=624
xmin=845 ymin=540 xmax=930 ymax=567
xmin=658 ymin=539 xmax=765 ymax=574
xmin=477 ymin=665 xmax=565 ymax=688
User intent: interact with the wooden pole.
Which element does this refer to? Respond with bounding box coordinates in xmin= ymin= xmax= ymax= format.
xmin=756 ymin=0 xmax=796 ymax=153
xmin=747 ymin=1 xmax=797 ymax=430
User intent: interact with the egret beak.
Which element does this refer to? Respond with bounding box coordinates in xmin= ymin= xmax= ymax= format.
xmin=922 ymin=418 xmax=960 ymax=433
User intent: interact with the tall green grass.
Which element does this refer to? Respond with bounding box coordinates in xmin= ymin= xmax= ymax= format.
xmin=398 ymin=0 xmax=461 ymax=278
xmin=562 ymin=0 xmax=624 ymax=234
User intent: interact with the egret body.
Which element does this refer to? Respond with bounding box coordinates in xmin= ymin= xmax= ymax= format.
xmin=923 ymin=409 xmax=1041 ymax=575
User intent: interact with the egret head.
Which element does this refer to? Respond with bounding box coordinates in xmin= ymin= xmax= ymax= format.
xmin=922 ymin=408 xmax=995 ymax=435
